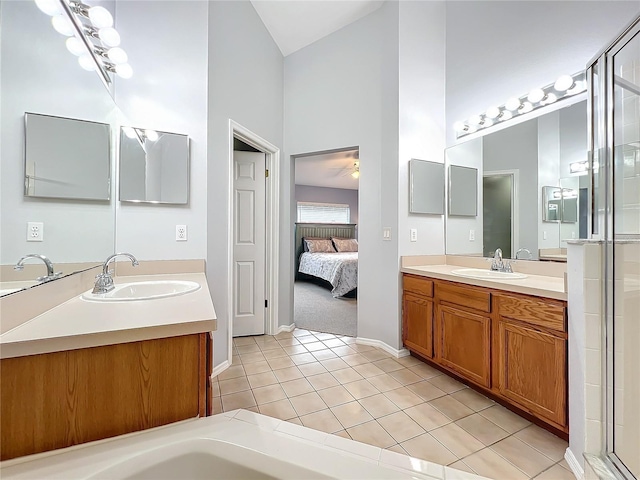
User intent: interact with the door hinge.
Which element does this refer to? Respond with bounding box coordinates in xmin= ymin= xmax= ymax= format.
xmin=265 ymin=169 xmax=269 ymax=178
xmin=265 ymin=299 xmax=268 ymax=308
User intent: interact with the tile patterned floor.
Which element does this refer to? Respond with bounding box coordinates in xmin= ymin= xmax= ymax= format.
xmin=212 ymin=328 xmax=574 ymax=480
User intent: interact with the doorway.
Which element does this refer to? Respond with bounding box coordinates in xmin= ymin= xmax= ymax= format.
xmin=483 ymin=171 xmax=518 ymax=258
xmin=228 ymin=121 xmax=280 ymax=364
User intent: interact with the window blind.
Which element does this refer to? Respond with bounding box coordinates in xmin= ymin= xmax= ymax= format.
xmin=297 ymin=202 xmax=350 ymax=223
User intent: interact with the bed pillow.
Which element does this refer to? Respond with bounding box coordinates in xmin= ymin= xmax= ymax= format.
xmin=304 ymin=238 xmax=336 ymax=253
xmin=332 ymin=237 xmax=358 ymax=252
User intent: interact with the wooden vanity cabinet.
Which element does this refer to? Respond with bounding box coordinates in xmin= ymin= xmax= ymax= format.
xmin=401 ymin=273 xmax=568 ymax=435
xmin=0 ymin=333 xmax=212 ymax=461
xmin=402 ymin=275 xmax=434 ymax=358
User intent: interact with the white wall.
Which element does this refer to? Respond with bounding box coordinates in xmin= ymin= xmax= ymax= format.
xmin=397 ymin=1 xmax=446 ymax=257
xmin=0 ymin=0 xmax=115 ymax=265
xmin=445 ymin=1 xmax=640 ymax=147
xmin=207 ymin=1 xmax=284 ymax=365
xmin=294 ymin=185 xmax=359 ymax=225
xmin=445 ymin=138 xmax=483 ymax=256
xmin=114 ymin=1 xmax=208 ymax=262
xmin=285 ymin=2 xmax=402 ymax=349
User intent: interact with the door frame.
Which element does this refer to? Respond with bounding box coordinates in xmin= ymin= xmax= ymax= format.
xmin=483 ymin=169 xmax=519 ymax=257
xmin=228 ymin=120 xmax=280 ymax=366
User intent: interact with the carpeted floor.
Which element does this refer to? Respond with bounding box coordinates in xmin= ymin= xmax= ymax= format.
xmin=294 ymin=281 xmax=357 ymax=337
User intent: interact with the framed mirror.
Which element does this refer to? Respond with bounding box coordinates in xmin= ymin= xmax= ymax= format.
xmin=409 ymin=159 xmax=444 ymax=214
xmin=24 ymin=113 xmax=111 ymax=201
xmin=448 ymin=165 xmax=478 ymax=216
xmin=542 ymin=186 xmax=562 ymax=222
xmin=119 ymin=127 xmax=190 ymax=204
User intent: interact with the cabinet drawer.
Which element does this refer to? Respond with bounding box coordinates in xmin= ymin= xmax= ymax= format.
xmin=403 ymin=275 xmax=434 ymax=298
xmin=497 ymin=295 xmax=566 ymax=333
xmin=436 ymin=282 xmax=491 ymax=313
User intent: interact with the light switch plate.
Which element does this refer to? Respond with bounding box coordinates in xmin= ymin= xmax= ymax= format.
xmin=410 ymin=229 xmax=417 ymax=242
xmin=469 ymin=229 xmax=475 ymax=241
xmin=383 ymin=227 xmax=391 ymax=241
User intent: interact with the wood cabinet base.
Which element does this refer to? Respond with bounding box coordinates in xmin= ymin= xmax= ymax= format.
xmin=1 ymin=333 xmax=211 ymax=461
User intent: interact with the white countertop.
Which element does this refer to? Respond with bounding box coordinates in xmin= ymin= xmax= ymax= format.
xmin=401 ymin=264 xmax=567 ymax=301
xmin=0 ymin=273 xmax=216 ymax=359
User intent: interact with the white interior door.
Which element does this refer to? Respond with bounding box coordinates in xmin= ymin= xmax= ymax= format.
xmin=233 ymin=150 xmax=266 ymax=336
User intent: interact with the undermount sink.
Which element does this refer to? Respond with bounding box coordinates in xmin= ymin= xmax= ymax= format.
xmin=81 ymin=280 xmax=201 ymax=302
xmin=450 ymin=268 xmax=528 ymax=280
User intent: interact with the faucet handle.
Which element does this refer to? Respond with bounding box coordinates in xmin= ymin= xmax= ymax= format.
xmin=504 ymin=261 xmax=513 ymax=273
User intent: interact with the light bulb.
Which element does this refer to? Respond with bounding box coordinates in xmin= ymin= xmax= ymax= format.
xmin=453 ymin=121 xmax=465 ymax=132
xmin=98 ymin=27 xmax=120 ymax=47
xmin=351 ymin=171 xmax=360 ymax=179
xmin=88 ymin=6 xmax=113 ymax=28
xmin=542 ymin=93 xmax=557 ymax=105
xmin=520 ymin=102 xmax=533 ymax=114
xmin=528 ymin=88 xmax=545 ymax=104
xmin=107 ymin=47 xmax=127 ymax=64
xmin=78 ymin=54 xmax=96 ymax=71
xmin=65 ymin=37 xmax=86 ymax=56
xmin=35 ymin=0 xmax=61 ymax=16
xmin=500 ymin=110 xmax=513 ymax=121
xmin=486 ymin=106 xmax=500 ymax=119
xmin=115 ymin=63 xmax=133 ymax=79
xmin=469 ymin=115 xmax=482 ymax=126
xmin=145 ymin=129 xmax=158 ymax=141
xmin=554 ymin=74 xmax=574 ymax=92
xmin=122 ymin=127 xmax=137 ymax=139
xmin=505 ymin=97 xmax=521 ymax=111
xmin=52 ymin=15 xmax=75 ymax=36
xmin=482 ymin=117 xmax=494 ymax=128
xmin=467 ymin=125 xmax=477 ymax=134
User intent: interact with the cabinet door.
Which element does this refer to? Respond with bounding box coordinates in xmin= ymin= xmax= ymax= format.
xmin=402 ymin=293 xmax=433 ymax=358
xmin=436 ymin=305 xmax=491 ymax=388
xmin=497 ymin=319 xmax=567 ymax=427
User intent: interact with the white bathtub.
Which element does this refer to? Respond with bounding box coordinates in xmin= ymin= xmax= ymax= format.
xmin=0 ymin=410 xmax=487 ymax=480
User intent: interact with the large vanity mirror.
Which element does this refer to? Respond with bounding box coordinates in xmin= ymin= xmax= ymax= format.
xmin=445 ymin=98 xmax=588 ymax=260
xmin=119 ymin=127 xmax=190 ymax=204
xmin=0 ymin=1 xmax=117 ymax=296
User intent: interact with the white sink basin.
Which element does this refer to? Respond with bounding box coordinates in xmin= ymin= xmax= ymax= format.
xmin=0 ymin=287 xmax=23 ymax=296
xmin=450 ymin=268 xmax=528 ymax=280
xmin=82 ymin=280 xmax=201 ymax=302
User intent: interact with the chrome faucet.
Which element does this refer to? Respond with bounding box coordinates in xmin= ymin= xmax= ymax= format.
xmin=515 ymin=248 xmax=533 ymax=260
xmin=490 ymin=248 xmax=512 ymax=273
xmin=14 ymin=254 xmax=62 ymax=282
xmin=92 ymin=253 xmax=139 ymax=294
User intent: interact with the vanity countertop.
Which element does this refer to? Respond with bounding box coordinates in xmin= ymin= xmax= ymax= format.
xmin=401 ymin=264 xmax=567 ymax=301
xmin=0 ymin=272 xmax=216 ymax=359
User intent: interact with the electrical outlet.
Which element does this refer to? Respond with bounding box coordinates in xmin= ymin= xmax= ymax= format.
xmin=410 ymin=229 xmax=417 ymax=242
xmin=469 ymin=229 xmax=475 ymax=241
xmin=383 ymin=227 xmax=391 ymax=241
xmin=572 ymin=231 xmax=576 ymax=239
xmin=543 ymin=231 xmax=547 ymax=240
xmin=27 ymin=222 xmax=43 ymax=242
xmin=176 ymin=225 xmax=187 ymax=241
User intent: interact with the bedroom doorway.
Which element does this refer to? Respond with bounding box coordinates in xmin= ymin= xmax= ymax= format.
xmin=292 ymin=147 xmax=359 ymax=338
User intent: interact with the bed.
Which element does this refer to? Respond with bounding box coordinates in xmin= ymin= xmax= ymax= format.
xmin=295 ymin=223 xmax=358 ymax=298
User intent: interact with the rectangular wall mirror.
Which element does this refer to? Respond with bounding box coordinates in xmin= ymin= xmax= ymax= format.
xmin=119 ymin=127 xmax=190 ymax=204
xmin=24 ymin=113 xmax=111 ymax=201
xmin=409 ymin=159 xmax=444 ymax=214
xmin=448 ymin=165 xmax=478 ymax=216
xmin=542 ymin=186 xmax=562 ymax=222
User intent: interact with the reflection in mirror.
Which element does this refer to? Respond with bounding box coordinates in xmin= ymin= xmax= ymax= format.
xmin=449 ymin=165 xmax=478 ymax=216
xmin=542 ymin=186 xmax=562 ymax=222
xmin=409 ymin=159 xmax=444 ymax=214
xmin=24 ymin=113 xmax=111 ymax=200
xmin=0 ymin=1 xmax=116 ymax=297
xmin=445 ymin=99 xmax=588 ymax=260
xmin=119 ymin=127 xmax=190 ymax=204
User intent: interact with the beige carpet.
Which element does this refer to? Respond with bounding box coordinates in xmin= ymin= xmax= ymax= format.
xmin=294 ymin=281 xmax=357 ymax=337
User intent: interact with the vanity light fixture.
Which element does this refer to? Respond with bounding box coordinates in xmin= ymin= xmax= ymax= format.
xmin=34 ymin=0 xmax=132 ymax=86
xmin=351 ymin=161 xmax=360 ymax=179
xmin=569 ymin=160 xmax=589 ymax=175
xmin=454 ymin=71 xmax=586 ymax=139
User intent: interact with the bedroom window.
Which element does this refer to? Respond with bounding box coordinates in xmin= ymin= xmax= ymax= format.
xmin=297 ymin=202 xmax=350 ymax=223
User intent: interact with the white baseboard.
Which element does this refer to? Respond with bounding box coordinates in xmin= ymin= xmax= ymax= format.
xmin=211 ymin=360 xmax=230 ymax=379
xmin=356 ymin=337 xmax=409 ymax=358
xmin=277 ymin=323 xmax=296 ymax=334
xmin=565 ymin=447 xmax=585 ymax=480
